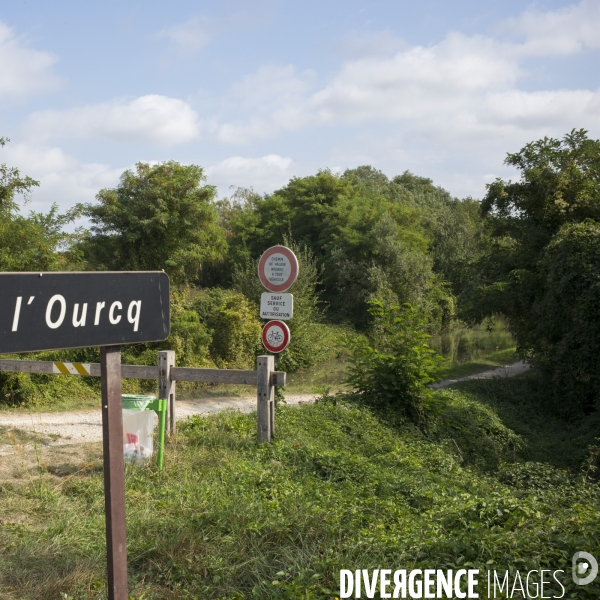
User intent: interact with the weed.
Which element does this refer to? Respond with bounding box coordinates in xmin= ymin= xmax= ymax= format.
xmin=1 ymin=387 xmax=599 ymax=598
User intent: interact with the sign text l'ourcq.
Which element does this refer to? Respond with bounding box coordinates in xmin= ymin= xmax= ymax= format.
xmin=0 ymin=271 xmax=170 ymax=353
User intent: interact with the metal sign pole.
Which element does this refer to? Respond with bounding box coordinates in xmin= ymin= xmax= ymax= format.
xmin=100 ymin=345 xmax=128 ymax=600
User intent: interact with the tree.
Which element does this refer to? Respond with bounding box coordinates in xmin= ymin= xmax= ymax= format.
xmin=0 ymin=137 xmax=73 ymax=272
xmin=429 ymin=198 xmax=488 ymax=298
xmin=0 ymin=137 xmax=39 ymax=213
xmin=531 ymin=221 xmax=600 ymax=413
xmin=462 ymin=130 xmax=600 ymax=411
xmin=0 ymin=206 xmax=76 ymax=272
xmin=222 ymin=168 xmax=456 ymax=329
xmin=330 ymin=213 xmax=442 ymax=329
xmin=79 ymin=161 xmax=227 ymax=284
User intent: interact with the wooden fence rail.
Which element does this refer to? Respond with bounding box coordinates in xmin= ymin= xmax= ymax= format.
xmin=0 ymin=353 xmax=285 ymax=442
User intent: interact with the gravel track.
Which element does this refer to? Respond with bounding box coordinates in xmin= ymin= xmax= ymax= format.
xmin=0 ymin=361 xmax=530 ymax=451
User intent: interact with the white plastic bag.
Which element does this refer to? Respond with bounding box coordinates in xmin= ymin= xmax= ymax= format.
xmin=122 ymin=408 xmax=155 ymax=462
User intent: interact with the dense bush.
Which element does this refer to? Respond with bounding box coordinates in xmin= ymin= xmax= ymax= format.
xmin=346 ymin=300 xmax=443 ymax=424
xmin=192 ymin=288 xmax=262 ymax=369
xmin=531 ymin=220 xmax=600 ymax=412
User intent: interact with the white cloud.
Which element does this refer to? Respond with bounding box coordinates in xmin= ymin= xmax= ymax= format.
xmin=213 ymin=11 xmax=600 ymax=150
xmin=206 ymin=154 xmax=294 ymax=196
xmin=158 ymin=16 xmax=211 ymax=53
xmin=501 ymin=0 xmax=600 ymax=57
xmin=485 ymin=89 xmax=600 ymax=129
xmin=214 ymin=32 xmax=524 ymax=141
xmin=25 ymin=95 xmax=201 ymax=147
xmin=308 ymin=33 xmax=520 ymax=123
xmin=3 ymin=142 xmax=123 ymax=215
xmin=215 ymin=65 xmax=315 ymax=143
xmin=0 ymin=21 xmax=62 ymax=101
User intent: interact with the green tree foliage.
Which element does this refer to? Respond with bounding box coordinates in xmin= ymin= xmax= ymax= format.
xmin=0 ymin=137 xmax=39 ymax=212
xmin=79 ymin=162 xmax=227 ymax=284
xmin=532 ymin=221 xmax=600 ymax=412
xmin=0 ymin=137 xmax=74 ymax=272
xmin=0 ymin=206 xmax=76 ymax=272
xmin=330 ymin=213 xmax=442 ymax=328
xmin=385 ymin=172 xmax=488 ymax=300
xmin=483 ymin=129 xmax=600 ymax=236
xmin=221 ymin=168 xmax=477 ymax=331
xmin=463 ymin=129 xmax=600 ymax=410
xmin=429 ymin=198 xmax=488 ymax=298
xmin=346 ymin=300 xmax=443 ymax=424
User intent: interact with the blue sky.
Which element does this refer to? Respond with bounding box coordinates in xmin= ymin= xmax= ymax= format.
xmin=1 ymin=0 xmax=599 ymax=216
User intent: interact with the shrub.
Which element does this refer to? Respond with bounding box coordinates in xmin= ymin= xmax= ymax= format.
xmin=192 ymin=288 xmax=262 ymax=369
xmin=346 ymin=300 xmax=443 ymax=424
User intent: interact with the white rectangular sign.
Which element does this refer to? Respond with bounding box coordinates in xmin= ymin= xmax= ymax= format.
xmin=260 ymin=293 xmax=293 ymax=320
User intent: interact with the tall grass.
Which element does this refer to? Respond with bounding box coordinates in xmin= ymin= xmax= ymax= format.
xmin=429 ymin=318 xmax=515 ymax=364
xmin=1 ymin=376 xmax=599 ymax=598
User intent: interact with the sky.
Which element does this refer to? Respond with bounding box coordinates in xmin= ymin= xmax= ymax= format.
xmin=1 ymin=0 xmax=599 ymax=217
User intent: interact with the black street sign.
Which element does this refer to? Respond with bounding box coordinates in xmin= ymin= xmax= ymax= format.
xmin=0 ymin=271 xmax=170 ymax=354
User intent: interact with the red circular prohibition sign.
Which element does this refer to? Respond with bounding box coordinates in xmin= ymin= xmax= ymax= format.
xmin=261 ymin=320 xmax=291 ymax=353
xmin=258 ymin=245 xmax=299 ymax=292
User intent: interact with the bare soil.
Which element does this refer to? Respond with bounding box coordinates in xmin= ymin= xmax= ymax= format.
xmin=0 ymin=362 xmax=529 ymax=484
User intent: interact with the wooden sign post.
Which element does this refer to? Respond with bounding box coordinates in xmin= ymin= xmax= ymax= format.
xmin=0 ymin=271 xmax=170 ymax=600
xmin=101 ymin=346 xmax=128 ymax=600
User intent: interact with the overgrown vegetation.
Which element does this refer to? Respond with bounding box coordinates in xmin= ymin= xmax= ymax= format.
xmin=462 ymin=129 xmax=600 ymax=413
xmin=346 ymin=300 xmax=443 ymax=424
xmin=1 ymin=378 xmax=599 ymax=598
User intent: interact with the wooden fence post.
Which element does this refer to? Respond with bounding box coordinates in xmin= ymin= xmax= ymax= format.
xmin=158 ymin=350 xmax=176 ymax=436
xmin=257 ymin=355 xmax=274 ymax=442
xmin=100 ymin=346 xmax=128 ymax=600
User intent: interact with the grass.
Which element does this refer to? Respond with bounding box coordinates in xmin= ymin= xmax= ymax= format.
xmin=1 ymin=372 xmax=599 ymax=599
xmin=284 ymin=358 xmax=348 ymax=394
xmin=450 ymin=373 xmax=600 ymax=470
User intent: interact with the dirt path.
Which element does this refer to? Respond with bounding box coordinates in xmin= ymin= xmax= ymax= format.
xmin=429 ymin=360 xmax=530 ymax=388
xmin=0 ymin=393 xmax=320 ymax=481
xmin=0 ymin=361 xmax=530 ymax=458
xmin=0 ymin=393 xmax=319 ymax=450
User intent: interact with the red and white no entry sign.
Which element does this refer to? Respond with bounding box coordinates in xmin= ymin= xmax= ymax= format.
xmin=258 ymin=245 xmax=298 ymax=292
xmin=261 ymin=320 xmax=290 ymax=353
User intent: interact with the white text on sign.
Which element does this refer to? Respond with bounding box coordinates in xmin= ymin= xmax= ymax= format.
xmin=12 ymin=295 xmax=143 ymax=332
xmin=260 ymin=293 xmax=294 ymax=320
